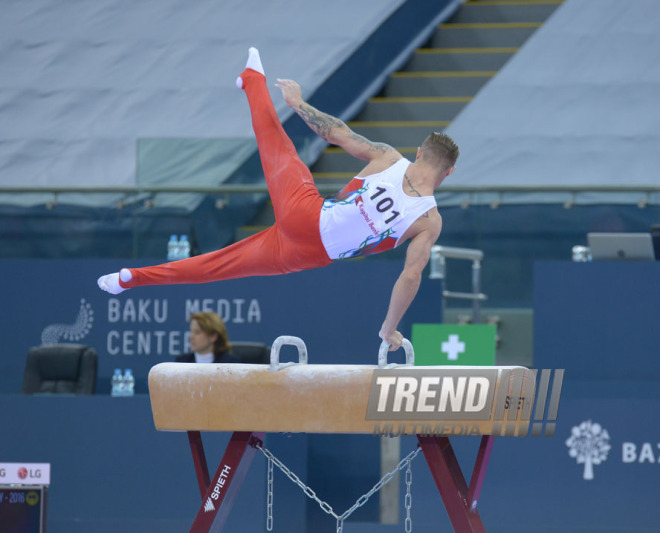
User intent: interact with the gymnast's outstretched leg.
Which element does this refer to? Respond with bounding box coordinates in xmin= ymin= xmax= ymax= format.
xmin=97 ymin=48 xmax=330 ymax=295
xmin=236 ymin=48 xmax=321 ymax=227
xmin=98 ymin=226 xmax=290 ymax=294
xmin=235 ymin=48 xmax=329 ymax=266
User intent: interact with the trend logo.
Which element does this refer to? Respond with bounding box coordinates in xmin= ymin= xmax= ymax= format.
xmin=41 ymin=298 xmax=94 ymax=345
xmin=566 ymin=420 xmax=611 ymax=480
xmin=204 ymin=498 xmax=215 ymax=513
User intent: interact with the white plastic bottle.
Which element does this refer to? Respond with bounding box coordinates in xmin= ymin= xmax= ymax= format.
xmin=167 ymin=235 xmax=178 ymax=261
xmin=179 ymin=235 xmax=191 ymax=259
xmin=111 ymin=368 xmax=122 ymax=397
xmin=123 ymin=369 xmax=135 ymax=397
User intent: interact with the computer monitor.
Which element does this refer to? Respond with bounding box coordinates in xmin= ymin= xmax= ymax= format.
xmin=587 ymin=232 xmax=656 ymax=261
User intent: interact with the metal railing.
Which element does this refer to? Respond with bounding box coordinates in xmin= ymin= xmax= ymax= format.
xmin=429 ymin=244 xmax=486 ymax=324
xmin=1 ymin=184 xmax=659 ymax=196
xmin=1 ymin=184 xmax=658 ymax=210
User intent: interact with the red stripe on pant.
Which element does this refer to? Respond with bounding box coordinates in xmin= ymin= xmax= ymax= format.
xmin=120 ymin=68 xmax=332 ymax=290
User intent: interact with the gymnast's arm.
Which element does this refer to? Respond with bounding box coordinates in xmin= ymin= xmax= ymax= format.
xmin=275 ymin=78 xmax=399 ymax=163
xmin=379 ymin=216 xmax=442 ymax=350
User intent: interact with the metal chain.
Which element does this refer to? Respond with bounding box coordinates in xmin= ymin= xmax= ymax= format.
xmin=257 ymin=443 xmax=340 ymax=520
xmin=266 ymin=456 xmax=274 ymax=531
xmin=405 ymin=457 xmax=413 ymax=533
xmin=256 ymin=442 xmax=421 ymax=532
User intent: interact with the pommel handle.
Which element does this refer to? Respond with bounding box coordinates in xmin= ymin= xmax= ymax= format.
xmin=270 ymin=335 xmax=308 ymax=371
xmin=378 ymin=338 xmax=415 ymax=368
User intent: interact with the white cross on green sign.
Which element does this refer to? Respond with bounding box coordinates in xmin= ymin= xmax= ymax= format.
xmin=412 ymin=324 xmax=496 ymax=366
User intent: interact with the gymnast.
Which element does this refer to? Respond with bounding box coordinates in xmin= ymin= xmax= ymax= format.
xmin=98 ymin=48 xmax=459 ymax=350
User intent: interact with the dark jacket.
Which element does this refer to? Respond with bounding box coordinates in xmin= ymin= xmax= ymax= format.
xmin=174 ymin=351 xmax=239 ymax=364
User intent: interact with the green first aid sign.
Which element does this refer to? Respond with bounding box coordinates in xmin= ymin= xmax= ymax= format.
xmin=412 ymin=324 xmax=496 ymax=366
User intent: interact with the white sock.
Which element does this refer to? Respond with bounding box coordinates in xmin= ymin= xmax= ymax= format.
xmin=236 ymin=47 xmax=264 ymax=89
xmin=246 ymin=47 xmax=264 ymax=75
xmin=97 ymin=269 xmax=132 ymax=294
xmin=97 ymin=273 xmax=124 ymax=294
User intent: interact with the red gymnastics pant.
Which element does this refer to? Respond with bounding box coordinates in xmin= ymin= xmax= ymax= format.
xmin=119 ymin=68 xmax=332 ymax=290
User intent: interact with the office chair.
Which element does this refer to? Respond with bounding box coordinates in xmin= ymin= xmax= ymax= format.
xmin=22 ymin=344 xmax=98 ymax=394
xmin=230 ymin=342 xmax=270 ymax=365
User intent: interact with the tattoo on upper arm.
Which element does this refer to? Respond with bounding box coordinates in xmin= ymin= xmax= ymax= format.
xmin=298 ymin=103 xmax=394 ymax=158
xmin=348 ymin=132 xmax=391 ymax=155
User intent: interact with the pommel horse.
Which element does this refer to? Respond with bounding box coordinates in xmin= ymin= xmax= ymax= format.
xmin=148 ymin=336 xmax=535 ymax=532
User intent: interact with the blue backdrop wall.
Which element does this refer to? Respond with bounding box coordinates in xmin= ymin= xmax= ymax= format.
xmin=2 ymin=259 xmax=659 ymax=531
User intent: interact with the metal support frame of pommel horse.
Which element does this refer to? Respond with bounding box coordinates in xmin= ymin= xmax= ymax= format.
xmin=148 ymin=336 xmax=535 ymax=533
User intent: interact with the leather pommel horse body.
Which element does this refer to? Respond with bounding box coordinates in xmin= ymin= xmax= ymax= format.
xmin=148 ymin=338 xmax=536 ymax=532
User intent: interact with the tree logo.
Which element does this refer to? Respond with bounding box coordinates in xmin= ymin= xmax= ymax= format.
xmin=565 ymin=420 xmax=611 ymax=480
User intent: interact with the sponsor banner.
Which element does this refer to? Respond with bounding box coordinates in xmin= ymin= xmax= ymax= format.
xmin=412 ymin=324 xmax=496 ymax=366
xmin=0 ymin=463 xmax=50 ymax=485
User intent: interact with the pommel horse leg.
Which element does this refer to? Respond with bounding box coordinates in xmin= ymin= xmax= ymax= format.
xmin=418 ymin=434 xmax=494 ymax=533
xmin=188 ymin=432 xmax=211 ymax=499
xmin=188 ymin=430 xmax=264 ymax=533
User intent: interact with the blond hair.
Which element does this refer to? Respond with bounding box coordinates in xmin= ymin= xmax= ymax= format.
xmin=190 ymin=312 xmax=232 ymax=356
xmin=420 ymin=132 xmax=459 ymax=171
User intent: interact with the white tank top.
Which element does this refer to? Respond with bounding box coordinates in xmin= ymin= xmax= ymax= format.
xmin=319 ymin=158 xmax=437 ymax=259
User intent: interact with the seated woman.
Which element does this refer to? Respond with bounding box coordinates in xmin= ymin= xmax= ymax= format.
xmin=176 ymin=312 xmax=238 ymax=364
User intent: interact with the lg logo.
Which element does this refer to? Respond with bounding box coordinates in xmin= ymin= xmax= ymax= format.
xmin=19 ymin=468 xmax=42 ymax=479
xmin=0 ymin=467 xmax=41 ymax=479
